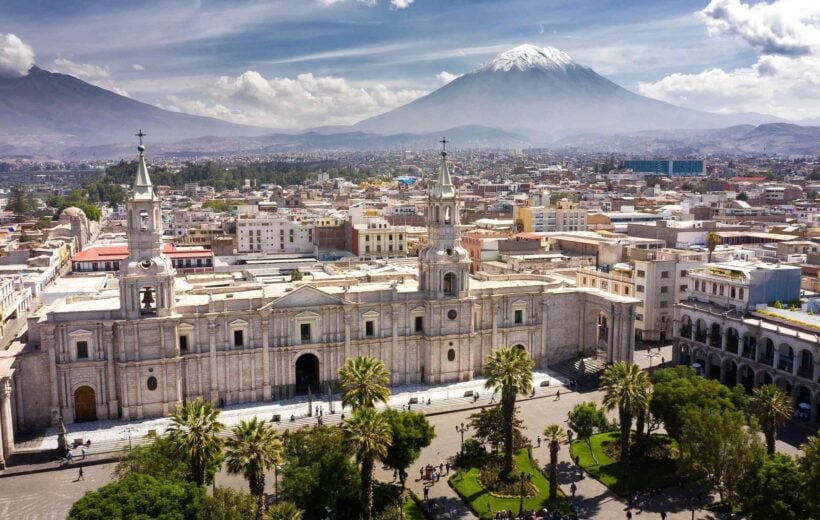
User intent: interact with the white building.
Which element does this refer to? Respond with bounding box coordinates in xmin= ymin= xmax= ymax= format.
xmin=236 ymin=214 xmax=315 ymax=254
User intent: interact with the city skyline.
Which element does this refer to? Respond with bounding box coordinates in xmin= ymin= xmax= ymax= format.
xmin=1 ymin=0 xmax=818 ymax=128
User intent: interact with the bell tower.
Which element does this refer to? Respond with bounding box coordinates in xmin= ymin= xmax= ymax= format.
xmin=419 ymin=139 xmax=471 ymax=297
xmin=119 ymin=135 xmax=176 ymax=319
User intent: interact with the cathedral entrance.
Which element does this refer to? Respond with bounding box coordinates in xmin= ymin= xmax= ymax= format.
xmin=295 ymin=354 xmax=320 ymax=395
xmin=74 ymin=386 xmax=97 ymax=422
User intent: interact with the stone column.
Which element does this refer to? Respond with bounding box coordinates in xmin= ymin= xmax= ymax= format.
xmin=491 ymin=303 xmax=499 ymax=349
xmin=540 ymin=300 xmax=549 ymax=366
xmin=391 ymin=307 xmax=399 ymax=385
xmin=1 ymin=379 xmax=15 ymax=457
xmin=104 ymin=327 xmax=118 ymax=419
xmin=208 ymin=318 xmax=218 ymax=404
xmin=262 ymin=314 xmax=271 ymax=400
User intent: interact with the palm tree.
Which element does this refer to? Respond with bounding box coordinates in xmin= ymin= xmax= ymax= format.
xmin=543 ymin=425 xmax=567 ymax=501
xmin=167 ymin=398 xmax=225 ymax=486
xmin=225 ymin=417 xmax=283 ymax=520
xmin=706 ymin=231 xmax=720 ymax=263
xmin=600 ymin=362 xmax=651 ymax=471
xmin=345 ymin=408 xmax=393 ymax=520
xmin=338 ymin=356 xmax=391 ymax=410
xmin=750 ymin=384 xmax=792 ymax=454
xmin=484 ymin=346 xmax=534 ymax=476
xmin=268 ymin=501 xmax=303 ymax=520
xmin=633 ymin=382 xmax=653 ymax=450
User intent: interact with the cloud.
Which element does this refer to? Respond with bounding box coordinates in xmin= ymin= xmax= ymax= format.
xmin=0 ymin=33 xmax=35 ymax=78
xmin=52 ymin=57 xmax=129 ymax=96
xmin=699 ymin=0 xmax=820 ymax=57
xmin=316 ymin=0 xmax=377 ymax=6
xmin=162 ymin=70 xmax=426 ymax=129
xmin=390 ymin=0 xmax=414 ymax=9
xmin=639 ymin=0 xmax=820 ymax=120
xmin=132 ymin=64 xmax=144 ymax=71
xmin=435 ymin=71 xmax=460 ymax=85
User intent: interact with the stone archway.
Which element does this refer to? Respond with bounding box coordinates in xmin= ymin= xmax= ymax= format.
xmin=294 ymin=353 xmax=320 ymax=395
xmin=722 ymin=358 xmax=738 ymax=387
xmin=74 ymin=386 xmax=97 ymax=422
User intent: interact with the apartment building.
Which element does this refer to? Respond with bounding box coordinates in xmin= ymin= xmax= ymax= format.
xmin=236 ymin=214 xmax=315 ymax=254
xmin=516 ymin=200 xmax=587 ymax=232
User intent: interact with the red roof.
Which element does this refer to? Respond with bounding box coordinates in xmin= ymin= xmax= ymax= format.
xmin=72 ymin=244 xmax=212 ymax=262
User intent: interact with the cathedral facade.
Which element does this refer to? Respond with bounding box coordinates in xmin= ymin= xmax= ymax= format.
xmin=12 ymin=145 xmax=637 ymax=430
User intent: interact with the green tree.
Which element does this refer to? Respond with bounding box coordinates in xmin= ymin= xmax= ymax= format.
xmin=567 ymin=401 xmax=608 ymax=464
xmin=650 ymin=366 xmax=739 ymax=440
xmin=483 ymin=346 xmax=534 ymax=476
xmin=345 ymin=408 xmax=393 ymax=520
xmin=798 ymin=434 xmax=820 ymax=519
xmin=167 ymin=398 xmax=225 ymax=486
xmin=33 ymin=216 xmax=54 ymax=230
xmin=338 ymin=356 xmax=391 ymax=411
xmin=197 ymin=487 xmax=259 ymax=520
xmin=225 ymin=418 xmax=284 ymax=520
xmin=67 ymin=473 xmax=205 ymax=520
xmin=114 ymin=433 xmax=191 ymax=481
xmin=740 ymin=453 xmax=811 ymax=520
xmin=749 ymin=385 xmax=792 ymax=455
xmin=706 ymin=232 xmax=720 ymax=263
xmin=736 ymin=192 xmax=749 ymax=202
xmin=268 ymin=501 xmax=304 ymax=520
xmin=467 ymin=404 xmax=527 ymax=453
xmin=280 ymin=426 xmax=360 ymax=520
xmin=381 ymin=409 xmax=435 ymax=488
xmin=679 ymin=408 xmax=764 ymax=514
xmin=8 ymin=186 xmax=32 ymax=220
xmin=543 ymin=425 xmax=566 ymax=501
xmin=600 ymin=362 xmax=651 ymax=470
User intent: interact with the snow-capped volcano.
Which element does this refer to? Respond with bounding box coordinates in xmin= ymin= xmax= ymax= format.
xmin=478 ymin=44 xmax=581 ymax=72
xmin=355 ymin=44 xmax=775 ymax=142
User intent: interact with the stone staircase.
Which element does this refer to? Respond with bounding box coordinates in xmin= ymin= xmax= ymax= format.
xmin=549 ymin=356 xmax=607 ymax=387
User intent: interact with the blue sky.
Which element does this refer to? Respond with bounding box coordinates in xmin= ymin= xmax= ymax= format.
xmin=1 ymin=0 xmax=818 ymax=128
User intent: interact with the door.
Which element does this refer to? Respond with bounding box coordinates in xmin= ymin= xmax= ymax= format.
xmin=74 ymin=386 xmax=97 ymax=422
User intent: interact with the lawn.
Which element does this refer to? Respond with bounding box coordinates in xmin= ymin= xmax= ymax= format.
xmin=403 ymin=492 xmax=428 ymax=520
xmin=570 ymin=432 xmax=679 ymax=496
xmin=449 ymin=449 xmax=568 ymax=519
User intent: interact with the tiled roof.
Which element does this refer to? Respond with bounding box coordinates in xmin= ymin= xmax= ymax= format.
xmin=72 ymin=244 xmax=212 ymax=262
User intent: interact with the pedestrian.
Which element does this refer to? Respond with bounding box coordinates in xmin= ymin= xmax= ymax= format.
xmin=78 ymin=467 xmax=84 ymax=481
xmin=570 ymin=482 xmax=577 ymax=497
xmin=568 ymin=430 xmax=574 ymax=443
xmin=660 ymin=512 xmax=667 ymax=520
xmin=661 ymin=357 xmax=665 ymax=365
xmin=555 ymin=390 xmax=560 ymax=400
xmin=424 ymin=487 xmax=429 ymax=500
xmin=537 ymin=435 xmax=541 ymax=448
xmin=66 ymin=450 xmax=74 ymax=463
xmin=445 ymin=462 xmax=450 ymax=474
xmin=420 ymin=467 xmax=424 ymax=480
xmin=626 ymin=511 xmax=632 ymax=520
xmin=81 ymin=448 xmax=86 ymax=460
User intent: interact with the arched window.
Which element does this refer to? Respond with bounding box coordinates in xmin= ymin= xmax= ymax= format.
xmin=434 ymin=206 xmax=440 ymax=223
xmin=444 ymin=206 xmax=451 ymax=224
xmin=443 ymin=273 xmax=457 ymax=296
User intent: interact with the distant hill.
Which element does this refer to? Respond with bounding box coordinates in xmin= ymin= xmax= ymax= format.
xmin=552 ymin=123 xmax=820 ymax=156
xmin=355 ymin=44 xmax=778 ymax=143
xmin=0 ymin=66 xmax=267 ymax=155
xmin=59 ymin=125 xmax=531 ymax=159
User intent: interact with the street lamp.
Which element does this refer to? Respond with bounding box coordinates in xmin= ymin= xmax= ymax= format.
xmin=644 ymin=350 xmax=659 ymax=370
xmin=455 ymin=422 xmax=469 ymax=460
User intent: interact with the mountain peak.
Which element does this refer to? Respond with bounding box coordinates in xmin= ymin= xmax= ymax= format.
xmin=478 ymin=44 xmax=578 ymax=72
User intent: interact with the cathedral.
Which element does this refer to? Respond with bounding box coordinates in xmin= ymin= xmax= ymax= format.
xmin=10 ymin=143 xmax=636 ymax=431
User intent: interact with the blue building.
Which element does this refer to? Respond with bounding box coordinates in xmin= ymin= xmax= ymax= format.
xmin=621 ymin=159 xmax=704 ymax=177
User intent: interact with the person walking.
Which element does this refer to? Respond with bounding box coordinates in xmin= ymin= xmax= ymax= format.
xmin=81 ymin=448 xmax=86 ymax=460
xmin=570 ymin=482 xmax=577 ymax=497
xmin=536 ymin=435 xmax=541 ymax=448
xmin=555 ymin=390 xmax=560 ymax=401
xmin=660 ymin=512 xmax=667 ymax=520
xmin=77 ymin=467 xmax=84 ymax=481
xmin=626 ymin=511 xmax=632 ymax=520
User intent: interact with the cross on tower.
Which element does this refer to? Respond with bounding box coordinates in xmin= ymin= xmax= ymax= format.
xmin=135 ymin=129 xmax=147 ymax=146
xmin=440 ymin=137 xmax=447 ymax=155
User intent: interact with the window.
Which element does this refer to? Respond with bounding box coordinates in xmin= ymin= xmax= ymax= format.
xmin=76 ymin=341 xmax=89 ymax=360
xmin=680 ymin=285 xmax=687 ymax=292
xmin=447 ymin=349 xmax=456 ymax=362
xmin=660 ymin=286 xmax=669 ymax=294
xmin=731 ymin=287 xmax=737 ymax=298
xmin=624 ymin=287 xmax=630 ymax=296
xmin=233 ymin=330 xmax=244 ymax=347
xmin=680 ymin=270 xmax=688 ymax=277
xmin=581 ymin=277 xmax=587 ymax=285
xmin=739 ymin=288 xmax=744 ymax=299
xmin=514 ymin=309 xmax=523 ymax=324
xmin=661 ymin=271 xmax=670 ymax=279
xmin=636 ymin=314 xmax=643 ymax=321
xmin=147 ymin=376 xmax=158 ymax=391
xmin=637 ymin=285 xmax=645 ymax=293
xmin=365 ymin=320 xmax=375 ymax=337
xmin=719 ymin=285 xmax=724 ymax=296
xmin=300 ymin=323 xmax=311 ymax=342
xmin=600 ymin=281 xmax=608 ymax=290
xmin=636 ymin=270 xmax=646 ymax=278
xmin=414 ymin=316 xmax=423 ymax=333
xmin=179 ymin=335 xmax=189 ymax=352
xmin=659 ymin=301 xmax=669 ymax=308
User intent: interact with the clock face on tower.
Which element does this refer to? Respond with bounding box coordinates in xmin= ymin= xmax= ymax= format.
xmin=140 ymin=259 xmax=154 ymax=269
